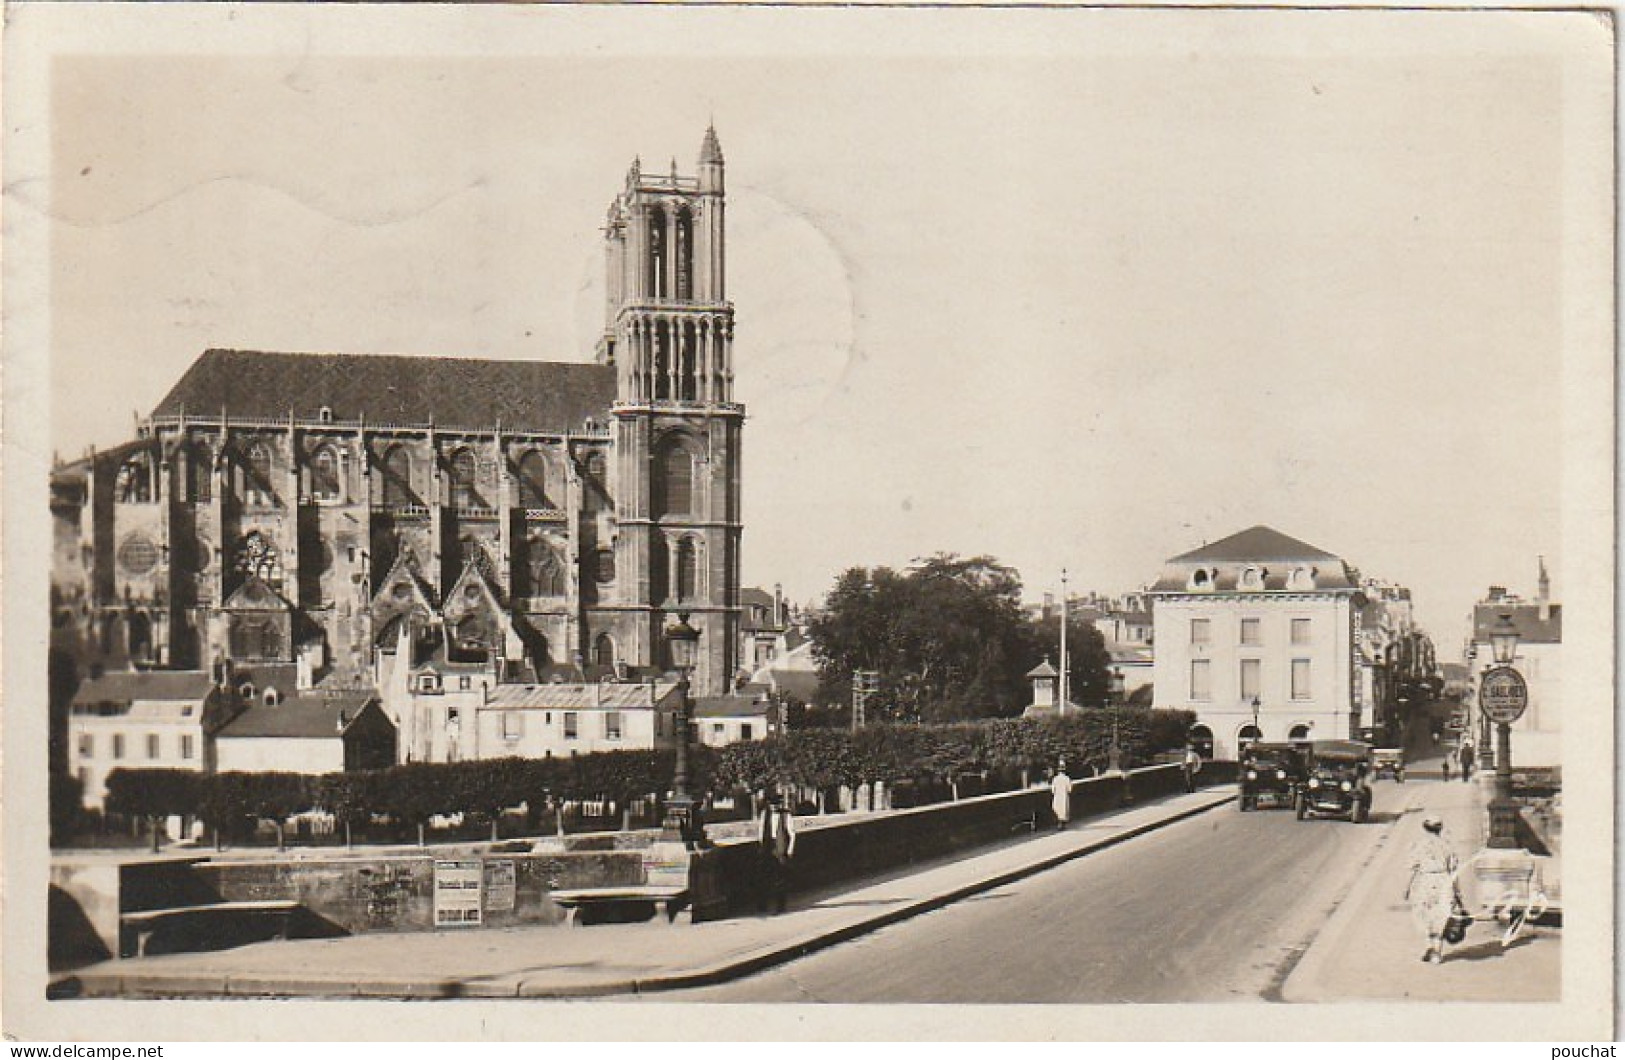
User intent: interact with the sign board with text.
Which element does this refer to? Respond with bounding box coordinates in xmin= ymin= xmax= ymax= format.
xmin=484 ymin=859 xmax=517 ymax=912
xmin=434 ymin=859 xmax=484 ymax=927
xmin=1479 ymin=666 xmax=1529 ymax=724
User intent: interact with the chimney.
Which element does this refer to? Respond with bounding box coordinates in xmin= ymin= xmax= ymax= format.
xmin=774 ymin=583 xmax=785 ymax=626
xmin=1538 ymin=556 xmax=1551 ymax=621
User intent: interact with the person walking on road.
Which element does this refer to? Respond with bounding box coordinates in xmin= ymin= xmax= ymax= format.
xmin=1182 ymin=745 xmax=1202 ymax=793
xmin=1051 ymin=760 xmax=1073 ymax=830
xmin=757 ymin=790 xmax=797 ymax=914
xmin=1404 ymin=814 xmax=1461 ymax=964
xmin=1442 ymin=756 xmax=1453 ymax=782
xmin=1459 ymin=742 xmax=1475 ymax=782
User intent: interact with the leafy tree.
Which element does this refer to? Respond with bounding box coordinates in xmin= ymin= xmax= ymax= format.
xmin=105 ymin=768 xmax=200 ymax=851
xmin=316 ymin=770 xmax=377 ymax=848
xmin=811 ymin=554 xmax=1038 ymax=723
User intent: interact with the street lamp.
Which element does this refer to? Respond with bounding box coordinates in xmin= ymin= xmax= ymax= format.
xmin=1105 ymin=665 xmax=1125 ymax=773
xmin=1249 ymin=695 xmax=1261 ymax=747
xmin=1486 ymin=613 xmax=1522 ymax=849
xmin=663 ymin=612 xmax=701 ymax=846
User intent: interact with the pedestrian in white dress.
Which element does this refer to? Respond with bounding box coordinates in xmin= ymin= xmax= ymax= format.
xmin=1405 ymin=814 xmax=1461 ymax=963
xmin=1050 ymin=761 xmax=1073 ymax=830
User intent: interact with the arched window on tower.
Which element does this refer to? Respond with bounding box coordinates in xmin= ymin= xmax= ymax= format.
xmin=675 ymin=537 xmax=699 ymax=601
xmin=116 ymin=452 xmax=154 ymax=504
xmin=678 ymin=320 xmax=697 ymax=402
xmin=648 ymin=206 xmax=667 ymax=299
xmin=516 ymin=450 xmax=554 ymax=509
xmin=653 ymin=320 xmax=671 ymax=400
xmin=243 ymin=442 xmax=275 ymax=507
xmin=675 ymin=208 xmax=693 ymax=301
xmin=594 ymin=633 xmax=616 ymax=668
xmin=310 ymin=445 xmax=341 ymax=502
xmin=381 ymin=445 xmax=413 ymax=508
xmin=653 ymin=440 xmax=695 ymax=518
xmin=450 ymin=448 xmax=481 ymax=510
xmin=189 ymin=441 xmax=213 ymax=503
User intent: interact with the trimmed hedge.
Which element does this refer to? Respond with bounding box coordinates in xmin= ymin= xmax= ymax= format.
xmin=98 ymin=708 xmax=1196 ymax=842
xmin=713 ymin=707 xmax=1196 ymax=794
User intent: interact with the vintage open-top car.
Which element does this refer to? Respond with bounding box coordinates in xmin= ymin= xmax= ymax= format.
xmin=1371 ymin=747 xmax=1406 ymax=782
xmin=1238 ymin=742 xmax=1305 ymax=811
xmin=1295 ymin=739 xmax=1374 ymax=823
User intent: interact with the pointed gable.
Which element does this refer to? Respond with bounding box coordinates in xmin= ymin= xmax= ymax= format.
xmin=223 ymin=574 xmax=292 ymax=612
xmin=442 ymin=560 xmax=510 ymax=659
xmin=370 ymin=550 xmax=437 ymax=647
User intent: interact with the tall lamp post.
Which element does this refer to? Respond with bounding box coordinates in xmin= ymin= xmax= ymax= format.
xmin=663 ymin=612 xmax=701 ymax=846
xmin=1484 ymin=613 xmax=1526 ymax=849
xmin=1249 ymin=695 xmax=1261 ymax=750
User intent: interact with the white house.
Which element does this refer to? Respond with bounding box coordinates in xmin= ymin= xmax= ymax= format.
xmin=1149 ymin=526 xmax=1364 ymax=759
xmin=68 ymin=671 xmax=232 ymax=809
xmin=693 ymin=694 xmax=781 ymax=747
xmin=214 ymin=689 xmax=395 ymax=774
xmin=473 ymin=679 xmax=682 ymax=760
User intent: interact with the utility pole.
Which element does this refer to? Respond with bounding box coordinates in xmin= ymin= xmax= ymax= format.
xmin=1059 ymin=568 xmax=1069 ymax=717
xmin=852 ymin=669 xmax=877 ymax=731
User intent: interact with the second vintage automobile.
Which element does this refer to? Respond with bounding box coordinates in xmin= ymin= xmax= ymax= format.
xmin=1295 ymin=739 xmax=1375 ymax=823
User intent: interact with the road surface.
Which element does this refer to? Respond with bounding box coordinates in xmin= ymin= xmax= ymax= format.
xmin=657 ymin=783 xmax=1418 ymax=1003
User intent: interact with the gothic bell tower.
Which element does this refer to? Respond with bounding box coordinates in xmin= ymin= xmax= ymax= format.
xmin=594 ymin=126 xmax=741 ymax=696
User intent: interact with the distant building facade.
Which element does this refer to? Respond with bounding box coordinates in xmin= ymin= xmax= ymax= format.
xmin=1149 ymin=526 xmax=1365 ymax=759
xmin=49 ymin=128 xmax=746 ymax=721
xmin=1465 ymin=560 xmax=1561 ymax=768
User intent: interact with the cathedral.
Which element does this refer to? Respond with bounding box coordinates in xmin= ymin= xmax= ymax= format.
xmin=51 ymin=127 xmax=745 ymax=707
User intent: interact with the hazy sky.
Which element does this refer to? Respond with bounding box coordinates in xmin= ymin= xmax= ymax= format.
xmin=36 ymin=6 xmax=1608 ymax=646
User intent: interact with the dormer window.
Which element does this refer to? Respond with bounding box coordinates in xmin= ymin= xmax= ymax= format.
xmin=1287 ymin=566 xmax=1317 ymax=591
xmin=238 ymin=682 xmax=256 ymax=700
xmin=264 ymin=687 xmax=281 ymax=707
xmin=1239 ymin=566 xmax=1266 ymax=592
xmin=318 ymin=406 xmax=334 ymax=424
xmin=1188 ymin=567 xmax=1217 ymax=592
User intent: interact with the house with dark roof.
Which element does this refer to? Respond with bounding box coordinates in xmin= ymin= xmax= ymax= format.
xmin=1148 ymin=526 xmax=1367 ymax=759
xmin=47 ymin=129 xmax=748 ymax=738
xmin=694 ymin=694 xmax=781 ymax=748
xmin=67 ymin=671 xmax=237 ymax=809
xmin=215 ymin=690 xmax=395 ymax=775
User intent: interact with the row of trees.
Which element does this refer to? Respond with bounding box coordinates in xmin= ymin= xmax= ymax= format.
xmin=807 ymin=554 xmax=1114 ymax=724
xmin=101 ymin=708 xmax=1196 ymax=848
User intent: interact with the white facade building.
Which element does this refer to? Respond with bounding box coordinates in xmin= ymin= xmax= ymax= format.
xmin=473 ymin=680 xmax=681 ymax=760
xmin=67 ymin=671 xmax=229 ymax=809
xmin=1150 ymin=526 xmax=1364 ymax=760
xmin=1465 ymin=564 xmax=1561 ymax=768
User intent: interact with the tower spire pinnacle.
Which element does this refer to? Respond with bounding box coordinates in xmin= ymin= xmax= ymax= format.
xmin=700 ymin=123 xmax=724 ymax=165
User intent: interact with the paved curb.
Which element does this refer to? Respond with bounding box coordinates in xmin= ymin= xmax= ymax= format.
xmin=58 ymin=789 xmax=1235 ymax=1001
xmin=1277 ymin=784 xmax=1424 ymax=1003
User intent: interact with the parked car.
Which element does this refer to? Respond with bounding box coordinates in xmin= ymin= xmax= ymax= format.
xmin=1238 ymin=742 xmax=1305 ymax=811
xmin=1371 ymin=747 xmax=1406 ymax=782
xmin=1295 ymin=740 xmax=1374 ymax=823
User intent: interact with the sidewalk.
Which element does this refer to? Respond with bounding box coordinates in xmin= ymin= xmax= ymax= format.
xmin=1281 ymin=762 xmax=1560 ymax=1003
xmin=52 ymin=786 xmax=1234 ymax=1000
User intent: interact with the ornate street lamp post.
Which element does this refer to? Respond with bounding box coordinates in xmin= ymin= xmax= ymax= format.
xmin=1249 ymin=695 xmax=1261 ymax=748
xmin=1106 ymin=666 xmax=1125 ymax=773
xmin=663 ymin=612 xmax=701 ymax=846
xmin=1484 ymin=613 xmax=1525 ymax=849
